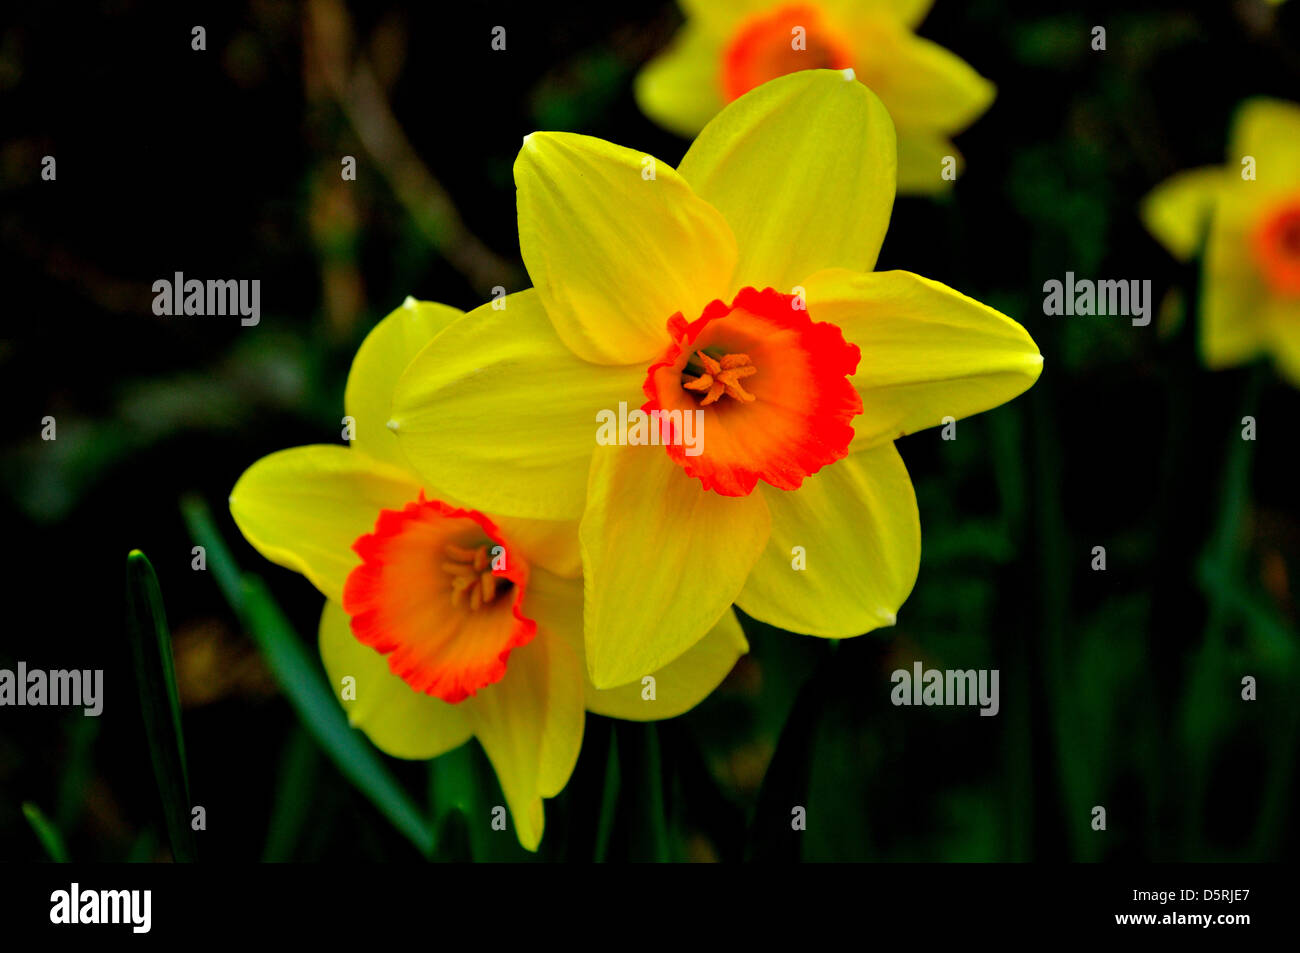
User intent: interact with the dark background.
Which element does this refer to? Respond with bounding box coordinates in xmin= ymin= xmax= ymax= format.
xmin=2 ymin=0 xmax=1297 ymax=861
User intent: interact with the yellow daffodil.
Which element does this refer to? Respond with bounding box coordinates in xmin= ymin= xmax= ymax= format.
xmin=227 ymin=298 xmax=747 ymax=850
xmin=388 ymin=70 xmax=1041 ymax=692
xmin=1142 ymin=98 xmax=1300 ymax=385
xmin=635 ymin=0 xmax=995 ymax=193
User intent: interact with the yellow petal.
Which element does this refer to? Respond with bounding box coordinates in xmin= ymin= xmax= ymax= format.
xmin=845 ymin=20 xmax=994 ymax=135
xmin=493 ymin=515 xmax=582 ymax=580
xmin=229 ymin=445 xmax=419 ymax=603
xmin=462 ymin=627 xmax=585 ymax=851
xmin=531 ymin=570 xmax=750 ymax=719
xmin=1202 ymin=207 xmax=1269 ymax=370
xmin=896 ymin=130 xmax=962 ymax=195
xmin=515 ymin=131 xmax=738 ymax=365
xmin=678 ymin=69 xmax=896 ymax=294
xmin=634 ymin=21 xmax=725 ymax=138
xmin=344 ymin=297 xmax=464 ymax=472
xmin=1140 ymin=167 xmax=1223 ymax=262
xmin=318 ymin=600 xmax=471 ymax=759
xmin=679 ymin=0 xmax=764 ymax=32
xmin=802 ymin=268 xmax=1043 ymax=450
xmin=580 ymin=444 xmax=771 ymax=689
xmin=1229 ymin=98 xmax=1300 ymax=194
xmin=855 ymin=0 xmax=935 ymax=28
xmin=1267 ymin=297 xmax=1300 ymax=386
xmin=342 ymin=295 xmax=585 ymax=575
xmin=390 ymin=290 xmax=642 ymax=520
xmin=735 ymin=444 xmax=918 ymax=636
xmin=587 ymin=608 xmax=748 ymax=720
xmin=493 ymin=567 xmax=586 ymax=798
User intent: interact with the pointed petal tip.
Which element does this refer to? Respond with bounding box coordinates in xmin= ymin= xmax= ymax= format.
xmin=586 ymin=656 xmax=628 ymax=693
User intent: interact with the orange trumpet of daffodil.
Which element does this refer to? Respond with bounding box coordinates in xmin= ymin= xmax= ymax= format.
xmin=228 ymin=298 xmax=747 ymax=851
xmin=1142 ymin=98 xmax=1300 ymax=385
xmin=635 ymin=0 xmax=995 ymax=193
xmin=388 ymin=70 xmax=1042 ymax=691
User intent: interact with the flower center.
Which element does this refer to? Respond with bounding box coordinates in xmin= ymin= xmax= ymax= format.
xmin=643 ymin=287 xmax=862 ymax=496
xmin=342 ymin=495 xmax=535 ymax=703
xmin=721 ymin=4 xmax=854 ymax=103
xmin=683 ymin=350 xmax=758 ymax=405
xmin=1253 ymin=200 xmax=1300 ymax=296
xmin=443 ymin=543 xmax=512 ymax=611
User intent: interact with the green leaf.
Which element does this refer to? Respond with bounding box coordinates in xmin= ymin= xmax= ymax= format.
xmin=746 ymin=646 xmax=834 ymax=861
xmin=428 ymin=743 xmax=478 ymax=862
xmin=126 ymin=549 xmax=197 ymax=863
xmin=593 ymin=728 xmax=620 ymax=863
xmin=22 ymin=802 xmax=69 ymax=863
xmin=180 ymin=494 xmax=436 ymax=858
xmin=261 ymin=726 xmax=321 ymax=862
xmin=615 ymin=722 xmax=669 ymax=862
xmin=240 ymin=572 xmax=436 ymax=857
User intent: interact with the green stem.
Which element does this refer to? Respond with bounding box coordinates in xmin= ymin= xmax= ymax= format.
xmin=1183 ymin=364 xmax=1264 ymax=854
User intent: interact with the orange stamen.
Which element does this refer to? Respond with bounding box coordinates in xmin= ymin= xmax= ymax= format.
xmin=443 ymin=542 xmax=507 ymax=611
xmin=684 ymin=350 xmax=758 ymax=405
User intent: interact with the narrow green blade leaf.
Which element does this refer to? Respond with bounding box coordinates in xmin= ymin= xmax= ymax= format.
xmin=182 ymin=491 xmax=435 ymax=858
xmin=593 ymin=728 xmax=620 ymax=863
xmin=179 ymin=494 xmax=244 ymax=614
xmin=126 ymin=549 xmax=197 ymax=863
xmin=746 ymin=648 xmax=833 ymax=862
xmin=239 ymin=572 xmax=436 ymax=857
xmin=22 ymin=802 xmax=69 ymax=863
xmin=261 ymin=726 xmax=321 ymax=862
xmin=616 ymin=722 xmax=670 ymax=862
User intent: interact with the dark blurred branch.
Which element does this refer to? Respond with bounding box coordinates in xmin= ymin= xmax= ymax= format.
xmin=305 ymin=0 xmax=523 ymax=298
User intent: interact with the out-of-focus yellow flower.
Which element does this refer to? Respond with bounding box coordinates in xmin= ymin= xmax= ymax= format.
xmin=1143 ymin=98 xmax=1300 ymax=385
xmin=635 ymin=0 xmax=994 ymax=193
xmin=228 ymin=299 xmax=747 ymax=851
xmin=389 ymin=71 xmax=1041 ymax=691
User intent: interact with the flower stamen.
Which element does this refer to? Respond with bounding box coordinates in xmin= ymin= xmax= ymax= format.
xmin=442 ymin=543 xmax=508 ymax=611
xmin=683 ymin=350 xmax=758 ymax=405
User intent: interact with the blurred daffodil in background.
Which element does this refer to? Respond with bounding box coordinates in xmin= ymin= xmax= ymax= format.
xmin=228 ymin=298 xmax=747 ymax=850
xmin=634 ymin=0 xmax=995 ymax=193
xmin=390 ymin=70 xmax=1041 ymax=692
xmin=1143 ymin=98 xmax=1300 ymax=386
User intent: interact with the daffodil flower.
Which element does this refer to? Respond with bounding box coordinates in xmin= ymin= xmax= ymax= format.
xmin=1142 ymin=98 xmax=1300 ymax=385
xmin=388 ymin=70 xmax=1041 ymax=691
xmin=635 ymin=0 xmax=995 ymax=193
xmin=228 ymin=298 xmax=747 ymax=850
